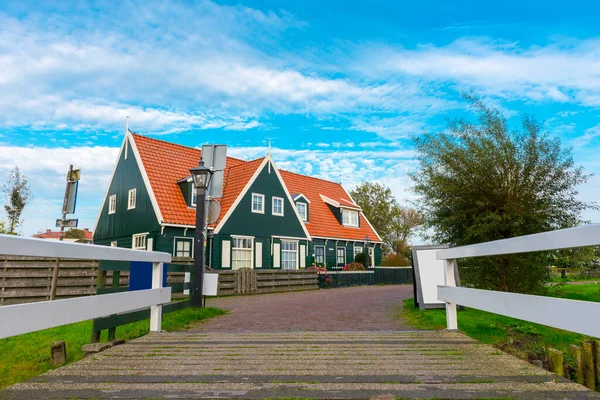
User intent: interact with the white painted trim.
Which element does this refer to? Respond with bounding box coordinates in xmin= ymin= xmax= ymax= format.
xmin=0 ymin=288 xmax=171 ymax=339
xmin=327 ymin=271 xmax=374 ymax=275
xmin=267 ymin=156 xmax=312 ymax=240
xmin=342 ymin=209 xmax=359 ymax=227
xmin=221 ymin=240 xmax=231 ymax=268
xmin=312 ymin=235 xmax=383 ymax=244
xmin=273 ymin=242 xmax=281 ymax=268
xmin=300 ymin=244 xmax=306 ymax=269
xmin=272 ymin=196 xmax=284 ymax=216
xmin=93 ymin=133 xmax=127 ymax=233
xmin=296 ymin=202 xmax=308 ymax=221
xmin=128 ymin=132 xmax=164 ymax=224
xmin=292 ymin=193 xmax=311 ymax=204
xmin=437 ymin=223 xmax=600 ymax=260
xmin=341 ymin=185 xmax=383 ymax=242
xmin=190 ymin=184 xmax=197 ymax=207
xmin=132 ymin=233 xmax=149 ymax=250
xmin=438 ymin=286 xmax=600 ymax=338
xmin=0 ymin=234 xmax=170 ymax=262
xmin=108 ymin=194 xmax=117 ymax=215
xmin=272 ymin=235 xmax=307 ymax=240
xmin=172 ymin=236 xmax=194 ymax=258
xmin=214 ymin=156 xmax=312 ymax=241
xmin=162 ymin=223 xmax=196 ymax=229
xmin=251 ymin=193 xmax=265 ymax=214
xmin=127 ymin=188 xmax=137 ymax=210
xmin=255 ymin=241 xmax=263 ymax=268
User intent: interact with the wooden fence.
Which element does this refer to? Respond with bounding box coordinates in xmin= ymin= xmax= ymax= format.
xmin=217 ymin=269 xmax=319 ymax=295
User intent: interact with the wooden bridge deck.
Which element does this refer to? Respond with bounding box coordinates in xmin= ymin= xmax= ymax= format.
xmin=2 ymin=331 xmax=599 ymax=399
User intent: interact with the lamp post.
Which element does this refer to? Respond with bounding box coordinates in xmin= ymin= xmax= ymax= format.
xmin=364 ymin=235 xmax=371 ymax=269
xmin=190 ymin=161 xmax=213 ymax=307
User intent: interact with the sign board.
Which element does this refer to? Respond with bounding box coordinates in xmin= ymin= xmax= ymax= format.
xmin=56 ymin=219 xmax=78 ymax=228
xmin=129 ymin=262 xmax=168 ymax=291
xmin=207 ymin=199 xmax=221 ymax=224
xmin=68 ymin=169 xmax=81 ymax=182
xmin=411 ymin=245 xmax=460 ymax=310
xmin=203 ymin=273 xmax=219 ymax=296
xmin=64 ymin=181 xmax=78 ymax=214
xmin=201 ymin=144 xmax=227 ymax=198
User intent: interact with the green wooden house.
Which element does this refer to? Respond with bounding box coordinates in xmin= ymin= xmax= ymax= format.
xmin=94 ymin=131 xmax=382 ymax=269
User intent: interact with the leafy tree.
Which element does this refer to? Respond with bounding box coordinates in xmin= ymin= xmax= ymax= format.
xmin=3 ymin=167 xmax=32 ymax=235
xmin=410 ymin=94 xmax=594 ymax=293
xmin=381 ymin=253 xmax=410 ymax=266
xmin=64 ymin=228 xmax=88 ymax=243
xmin=0 ymin=220 xmax=8 ymax=234
xmin=351 ymin=182 xmax=422 ymax=255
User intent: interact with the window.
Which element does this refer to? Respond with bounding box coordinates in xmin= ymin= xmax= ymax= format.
xmin=132 ymin=234 xmax=147 ymax=250
xmin=232 ymin=237 xmax=253 ymax=269
xmin=354 ymin=246 xmax=363 ymax=257
xmin=108 ymin=194 xmax=116 ymax=214
xmin=174 ymin=238 xmax=193 ymax=258
xmin=128 ymin=189 xmax=136 ymax=210
xmin=252 ymin=193 xmax=264 ymax=214
xmin=337 ymin=247 xmax=346 ymax=266
xmin=342 ymin=209 xmax=359 ymax=227
xmin=296 ymin=202 xmax=307 ymax=221
xmin=272 ymin=196 xmax=284 ymax=216
xmin=190 ymin=184 xmax=197 ymax=207
xmin=281 ymin=240 xmax=298 ymax=270
xmin=314 ymin=246 xmax=325 ymax=264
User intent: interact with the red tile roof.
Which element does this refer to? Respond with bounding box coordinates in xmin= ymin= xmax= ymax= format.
xmin=131 ymin=133 xmax=381 ymax=242
xmin=280 ymin=170 xmax=381 ymax=242
xmin=34 ymin=229 xmax=94 ymax=240
xmin=132 ymin=133 xmax=245 ymax=226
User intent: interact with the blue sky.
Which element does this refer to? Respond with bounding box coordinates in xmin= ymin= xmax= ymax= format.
xmin=1 ymin=0 xmax=600 ymax=236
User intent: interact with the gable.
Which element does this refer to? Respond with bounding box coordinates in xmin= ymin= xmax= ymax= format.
xmin=217 ymin=159 xmax=309 ymax=239
xmin=94 ymin=137 xmax=160 ymax=241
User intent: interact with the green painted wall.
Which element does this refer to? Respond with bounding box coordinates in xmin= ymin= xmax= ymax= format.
xmin=219 ymin=162 xmax=308 ymax=239
xmin=94 ymin=140 xmax=160 ymax=244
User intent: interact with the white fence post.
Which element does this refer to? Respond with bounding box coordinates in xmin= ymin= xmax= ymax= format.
xmin=150 ymin=262 xmax=164 ymax=332
xmin=444 ymin=259 xmax=458 ymax=331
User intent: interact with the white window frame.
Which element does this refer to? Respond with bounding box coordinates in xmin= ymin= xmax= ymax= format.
xmin=296 ymin=202 xmax=307 ymax=221
xmin=252 ymin=193 xmax=265 ymax=214
xmin=190 ymin=183 xmax=197 ymax=207
xmin=132 ymin=233 xmax=148 ymax=250
xmin=128 ymin=188 xmax=137 ymax=210
xmin=342 ymin=209 xmax=359 ymax=227
xmin=232 ymin=236 xmax=254 ymax=270
xmin=108 ymin=194 xmax=116 ymax=215
xmin=337 ymin=247 xmax=346 ymax=266
xmin=272 ymin=196 xmax=284 ymax=216
xmin=173 ymin=237 xmax=193 ymax=258
xmin=281 ymin=240 xmax=298 ymax=270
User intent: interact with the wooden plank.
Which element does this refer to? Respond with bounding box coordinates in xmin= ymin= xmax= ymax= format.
xmin=93 ymin=300 xmax=192 ymax=332
xmin=0 ymin=288 xmax=171 ymax=339
xmin=438 ymin=286 xmax=600 ymax=337
xmin=0 ymin=234 xmax=171 ymax=263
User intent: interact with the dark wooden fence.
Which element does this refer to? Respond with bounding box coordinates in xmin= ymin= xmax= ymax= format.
xmin=318 ymin=267 xmax=413 ymax=288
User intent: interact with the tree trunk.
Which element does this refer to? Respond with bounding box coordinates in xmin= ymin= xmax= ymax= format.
xmin=498 ymin=256 xmax=510 ymax=292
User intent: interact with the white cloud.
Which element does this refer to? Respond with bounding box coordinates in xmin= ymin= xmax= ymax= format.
xmin=367 ymin=38 xmax=600 ymax=106
xmin=572 ymin=124 xmax=600 ymax=148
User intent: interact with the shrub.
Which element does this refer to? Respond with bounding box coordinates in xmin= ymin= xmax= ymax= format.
xmin=307 ymin=265 xmax=331 ymax=286
xmin=381 ymin=253 xmax=410 ymax=266
xmin=354 ymin=252 xmax=366 ymax=265
xmin=342 ymin=262 xmax=366 ymax=271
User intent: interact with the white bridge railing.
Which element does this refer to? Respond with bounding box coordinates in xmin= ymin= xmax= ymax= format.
xmin=436 ymin=224 xmax=600 ymax=337
xmin=0 ymin=234 xmax=172 ymax=339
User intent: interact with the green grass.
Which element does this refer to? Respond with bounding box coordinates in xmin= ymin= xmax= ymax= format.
xmin=401 ymin=284 xmax=599 ymax=366
xmin=0 ymin=306 xmax=226 ymax=389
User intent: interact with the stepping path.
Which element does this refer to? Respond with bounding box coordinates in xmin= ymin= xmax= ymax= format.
xmin=3 ymin=331 xmax=598 ymax=399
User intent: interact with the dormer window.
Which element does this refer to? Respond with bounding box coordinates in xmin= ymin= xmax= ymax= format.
xmin=342 ymin=209 xmax=359 ymax=227
xmin=296 ymin=202 xmax=307 ymax=221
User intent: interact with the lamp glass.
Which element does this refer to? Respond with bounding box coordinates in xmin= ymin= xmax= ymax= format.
xmin=190 ymin=165 xmax=212 ymax=189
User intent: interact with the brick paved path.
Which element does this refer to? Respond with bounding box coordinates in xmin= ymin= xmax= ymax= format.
xmin=189 ymin=285 xmax=413 ymax=332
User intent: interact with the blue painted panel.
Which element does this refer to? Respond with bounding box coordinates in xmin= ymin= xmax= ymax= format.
xmin=129 ymin=262 xmax=168 ymax=291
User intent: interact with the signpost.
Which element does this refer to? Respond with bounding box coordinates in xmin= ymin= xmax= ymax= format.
xmin=50 ymin=165 xmax=81 ymax=300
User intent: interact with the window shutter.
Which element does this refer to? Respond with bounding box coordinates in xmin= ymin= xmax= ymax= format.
xmin=300 ymin=244 xmax=306 ymax=269
xmin=146 ymin=237 xmax=153 ymax=251
xmin=222 ymin=240 xmax=231 ymax=268
xmin=273 ymin=243 xmax=280 ymax=268
xmin=255 ymin=242 xmax=263 ymax=268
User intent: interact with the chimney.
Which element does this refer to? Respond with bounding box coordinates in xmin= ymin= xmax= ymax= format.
xmin=46 ymin=229 xmax=52 ymax=233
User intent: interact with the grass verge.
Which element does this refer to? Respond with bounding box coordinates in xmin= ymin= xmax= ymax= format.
xmin=401 ymin=284 xmax=599 ymax=372
xmin=0 ymin=306 xmax=226 ymax=389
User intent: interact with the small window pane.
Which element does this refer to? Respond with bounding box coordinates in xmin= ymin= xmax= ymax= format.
xmin=252 ymin=194 xmax=264 ymax=213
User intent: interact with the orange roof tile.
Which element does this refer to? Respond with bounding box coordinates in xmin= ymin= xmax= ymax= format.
xmin=132 ymin=133 xmax=245 ymax=226
xmin=280 ymin=170 xmax=381 ymax=242
xmin=131 ymin=133 xmax=381 ymax=242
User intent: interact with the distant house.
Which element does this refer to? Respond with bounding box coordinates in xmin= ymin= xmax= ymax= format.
xmin=93 ymin=130 xmax=382 ymax=270
xmin=34 ymin=228 xmax=94 ymax=244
